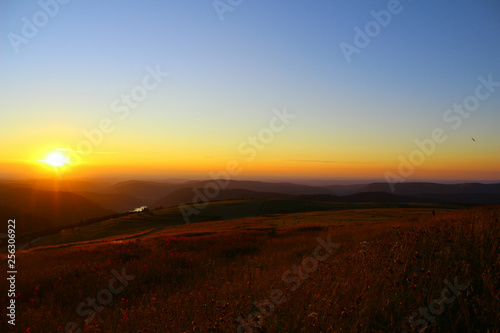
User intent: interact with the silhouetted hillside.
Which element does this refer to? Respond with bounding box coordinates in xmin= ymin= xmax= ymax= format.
xmin=321 ymin=182 xmax=500 ymax=204
xmin=355 ymin=182 xmax=500 ymax=196
xmin=152 ymin=187 xmax=293 ymax=208
xmin=0 ymin=186 xmax=113 ymax=237
xmin=104 ymin=180 xmax=182 ymax=204
xmin=416 ymin=192 xmax=500 ymax=205
xmin=105 ymin=179 xmax=331 ymax=206
xmin=301 ymin=188 xmax=500 ymax=205
xmin=322 ymin=184 xmax=370 ymax=195
xmin=182 ymin=180 xmax=331 ymax=196
xmin=121 ymin=181 xmax=500 ymax=208
xmin=296 ymin=192 xmax=418 ymax=203
xmin=77 ymin=191 xmax=143 ymax=212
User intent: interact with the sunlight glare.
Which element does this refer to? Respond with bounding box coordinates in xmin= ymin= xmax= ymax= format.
xmin=42 ymin=151 xmax=70 ymax=167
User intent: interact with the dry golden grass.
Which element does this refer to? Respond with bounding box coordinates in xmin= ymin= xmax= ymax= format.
xmin=1 ymin=206 xmax=498 ymax=332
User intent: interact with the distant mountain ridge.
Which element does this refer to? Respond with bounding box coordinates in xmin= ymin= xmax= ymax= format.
xmin=77 ymin=191 xmax=143 ymax=212
xmin=325 ymin=182 xmax=500 ymax=194
xmin=152 ymin=187 xmax=294 ymax=208
xmin=152 ymin=181 xmax=500 ymax=207
xmin=104 ymin=180 xmax=181 ymax=204
xmin=103 ymin=179 xmax=332 ymax=206
xmin=357 ymin=182 xmax=500 ymax=196
xmin=1 ymin=179 xmax=499 ymax=238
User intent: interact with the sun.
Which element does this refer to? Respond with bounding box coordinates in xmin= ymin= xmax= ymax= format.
xmin=42 ymin=151 xmax=70 ymax=167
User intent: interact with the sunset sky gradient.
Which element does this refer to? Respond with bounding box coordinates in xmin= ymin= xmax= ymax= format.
xmin=1 ymin=1 xmax=499 ymax=182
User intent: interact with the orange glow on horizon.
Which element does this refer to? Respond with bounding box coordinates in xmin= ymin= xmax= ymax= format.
xmin=0 ymin=139 xmax=498 ymax=182
xmin=0 ymin=155 xmax=493 ymax=182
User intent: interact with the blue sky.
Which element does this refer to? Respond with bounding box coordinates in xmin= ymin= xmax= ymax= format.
xmin=1 ymin=0 xmax=499 ymax=180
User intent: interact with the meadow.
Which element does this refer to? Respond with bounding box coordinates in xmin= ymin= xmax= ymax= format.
xmin=1 ymin=203 xmax=498 ymax=332
xmin=29 ymin=199 xmax=459 ymax=249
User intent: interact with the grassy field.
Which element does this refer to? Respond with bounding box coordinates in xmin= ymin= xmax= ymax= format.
xmin=1 ymin=204 xmax=497 ymax=332
xmin=29 ymin=199 xmax=461 ymax=249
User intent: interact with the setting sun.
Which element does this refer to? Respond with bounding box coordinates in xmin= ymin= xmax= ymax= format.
xmin=41 ymin=151 xmax=70 ymax=168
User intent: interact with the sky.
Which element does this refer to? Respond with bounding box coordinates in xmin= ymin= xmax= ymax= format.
xmin=1 ymin=0 xmax=499 ymax=182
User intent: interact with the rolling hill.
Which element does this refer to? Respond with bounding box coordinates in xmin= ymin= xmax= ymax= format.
xmin=103 ymin=180 xmax=183 ymax=205
xmin=327 ymin=181 xmax=500 ymax=195
xmin=151 ymin=187 xmax=293 ymax=208
xmin=0 ymin=186 xmax=113 ymax=237
xmin=77 ymin=191 xmax=143 ymax=212
xmin=103 ymin=179 xmax=333 ymax=207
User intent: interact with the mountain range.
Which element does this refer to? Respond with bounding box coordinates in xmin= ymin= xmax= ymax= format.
xmin=1 ymin=179 xmax=499 ymax=239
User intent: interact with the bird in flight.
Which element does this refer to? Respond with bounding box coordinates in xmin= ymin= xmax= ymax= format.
xmin=471 ymin=137 xmax=475 ymax=142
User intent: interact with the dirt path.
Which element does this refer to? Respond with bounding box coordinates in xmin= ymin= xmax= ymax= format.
xmin=20 ymin=227 xmax=165 ymax=253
